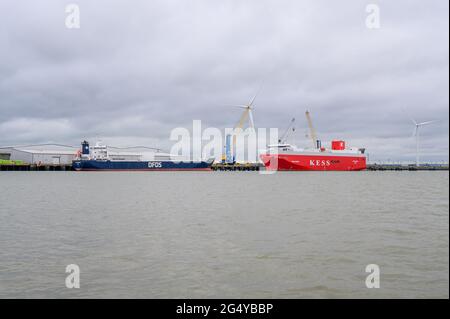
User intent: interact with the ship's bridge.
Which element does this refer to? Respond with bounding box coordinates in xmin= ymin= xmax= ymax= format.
xmin=91 ymin=141 xmax=108 ymax=160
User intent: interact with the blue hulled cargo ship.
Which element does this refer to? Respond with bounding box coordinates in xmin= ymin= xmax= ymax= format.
xmin=72 ymin=141 xmax=213 ymax=171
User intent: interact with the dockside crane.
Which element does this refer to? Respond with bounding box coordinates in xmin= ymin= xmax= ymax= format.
xmin=278 ymin=118 xmax=296 ymax=144
xmin=305 ymin=110 xmax=319 ymax=149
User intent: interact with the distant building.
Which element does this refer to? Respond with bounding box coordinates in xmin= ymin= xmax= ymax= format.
xmin=0 ymin=147 xmax=77 ymax=165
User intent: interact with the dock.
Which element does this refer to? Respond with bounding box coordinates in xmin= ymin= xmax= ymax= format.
xmin=0 ymin=163 xmax=448 ymax=172
xmin=211 ymin=163 xmax=262 ymax=171
xmin=211 ymin=163 xmax=448 ymax=171
xmin=366 ymin=164 xmax=448 ymax=171
xmin=0 ymin=164 xmax=73 ymax=171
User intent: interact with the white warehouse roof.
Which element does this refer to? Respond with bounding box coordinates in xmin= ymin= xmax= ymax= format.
xmin=8 ymin=149 xmax=77 ymax=155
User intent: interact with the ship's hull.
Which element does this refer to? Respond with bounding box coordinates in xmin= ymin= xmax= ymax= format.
xmin=260 ymin=153 xmax=366 ymax=171
xmin=72 ymin=160 xmax=212 ymax=171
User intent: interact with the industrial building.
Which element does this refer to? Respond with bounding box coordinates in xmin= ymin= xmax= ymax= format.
xmin=0 ymin=143 xmax=150 ymax=166
xmin=0 ymin=147 xmax=77 ymax=165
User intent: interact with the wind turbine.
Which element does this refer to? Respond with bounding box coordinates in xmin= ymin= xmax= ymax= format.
xmin=410 ymin=117 xmax=438 ymax=167
xmin=222 ymin=86 xmax=261 ymax=163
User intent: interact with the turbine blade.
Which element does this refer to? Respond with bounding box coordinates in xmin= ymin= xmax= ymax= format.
xmin=223 ymin=104 xmax=249 ymax=109
xmin=402 ymin=107 xmax=417 ymax=125
xmin=248 ymin=93 xmax=257 ymax=107
xmin=418 ymin=120 xmax=438 ymax=126
xmin=248 ymin=82 xmax=264 ymax=106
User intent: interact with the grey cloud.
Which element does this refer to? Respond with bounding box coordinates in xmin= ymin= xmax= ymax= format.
xmin=0 ymin=0 xmax=448 ymax=161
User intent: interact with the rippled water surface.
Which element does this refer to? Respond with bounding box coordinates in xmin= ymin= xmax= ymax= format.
xmin=0 ymin=171 xmax=448 ymax=298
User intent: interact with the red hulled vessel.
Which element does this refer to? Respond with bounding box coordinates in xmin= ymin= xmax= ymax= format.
xmin=260 ymin=140 xmax=367 ymax=171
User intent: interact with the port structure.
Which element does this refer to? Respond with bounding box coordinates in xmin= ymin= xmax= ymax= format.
xmin=278 ymin=117 xmax=296 ymax=144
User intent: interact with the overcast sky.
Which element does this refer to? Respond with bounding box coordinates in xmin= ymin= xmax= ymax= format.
xmin=0 ymin=0 xmax=448 ymax=162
